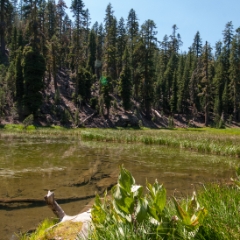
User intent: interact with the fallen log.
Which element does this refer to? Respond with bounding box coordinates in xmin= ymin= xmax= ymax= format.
xmin=82 ymin=111 xmax=97 ymax=124
xmin=44 ymin=190 xmax=92 ymax=239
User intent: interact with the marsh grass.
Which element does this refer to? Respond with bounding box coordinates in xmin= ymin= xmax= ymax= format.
xmin=2 ymin=125 xmax=240 ymax=157
xmin=196 ymin=184 xmax=240 ymax=240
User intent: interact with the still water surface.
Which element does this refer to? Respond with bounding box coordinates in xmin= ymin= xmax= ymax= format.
xmin=0 ymin=134 xmax=238 ymax=239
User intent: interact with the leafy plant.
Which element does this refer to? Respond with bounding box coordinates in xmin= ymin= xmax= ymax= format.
xmin=91 ymin=166 xmax=207 ymax=239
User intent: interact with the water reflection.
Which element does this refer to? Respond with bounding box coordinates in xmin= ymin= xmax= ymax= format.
xmin=0 ymin=135 xmax=237 ymax=239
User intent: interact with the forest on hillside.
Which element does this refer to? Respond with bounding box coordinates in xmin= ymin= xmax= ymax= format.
xmin=0 ymin=0 xmax=240 ymax=127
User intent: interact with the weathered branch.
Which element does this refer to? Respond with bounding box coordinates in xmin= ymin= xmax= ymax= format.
xmin=44 ymin=191 xmax=66 ymax=220
xmin=44 ymin=190 xmax=92 ymax=239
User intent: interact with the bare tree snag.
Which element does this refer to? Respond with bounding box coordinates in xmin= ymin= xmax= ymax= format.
xmin=44 ymin=190 xmax=92 ymax=239
xmin=44 ymin=191 xmax=66 ymax=220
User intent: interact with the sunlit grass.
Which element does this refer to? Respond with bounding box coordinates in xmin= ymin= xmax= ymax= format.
xmin=196 ymin=184 xmax=240 ymax=240
xmin=2 ymin=125 xmax=240 ymax=157
xmin=19 ymin=219 xmax=83 ymax=240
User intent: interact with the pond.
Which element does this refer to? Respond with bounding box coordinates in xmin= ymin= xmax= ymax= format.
xmin=0 ymin=134 xmax=237 ymax=240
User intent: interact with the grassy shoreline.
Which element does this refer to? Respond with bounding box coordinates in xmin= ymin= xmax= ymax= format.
xmin=1 ymin=124 xmax=240 ymax=157
xmin=20 ymin=175 xmax=240 ymax=240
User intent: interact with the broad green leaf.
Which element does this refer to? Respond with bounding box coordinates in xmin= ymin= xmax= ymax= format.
xmin=155 ymin=186 xmax=167 ymax=212
xmin=172 ymin=197 xmax=191 ymax=225
xmin=136 ymin=198 xmax=148 ymax=222
xmin=112 ymin=200 xmax=132 ymax=222
xmin=91 ymin=195 xmax=106 ymax=224
xmin=147 ymin=180 xmax=166 ymax=213
xmin=194 ymin=207 xmax=207 ymax=225
xmin=112 ymin=185 xmax=134 ymax=214
xmin=146 ymin=182 xmax=155 ymax=199
xmin=147 ymin=205 xmax=160 ymax=221
xmin=118 ymin=166 xmax=135 ymax=193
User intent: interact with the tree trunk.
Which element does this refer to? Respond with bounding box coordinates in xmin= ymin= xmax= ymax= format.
xmin=44 ymin=190 xmax=92 ymax=239
xmin=0 ymin=0 xmax=6 ymax=57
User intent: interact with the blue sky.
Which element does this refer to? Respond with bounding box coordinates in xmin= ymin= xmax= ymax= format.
xmin=65 ymin=0 xmax=240 ymax=52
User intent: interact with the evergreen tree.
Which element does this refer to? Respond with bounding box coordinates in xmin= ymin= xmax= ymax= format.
xmin=15 ymin=49 xmax=24 ymax=113
xmin=116 ymin=17 xmax=127 ymax=77
xmin=169 ymin=24 xmax=182 ymax=55
xmin=139 ymin=19 xmax=157 ymax=119
xmin=163 ymin=53 xmax=178 ymax=112
xmin=21 ymin=45 xmax=46 ymax=115
xmin=87 ymin=29 xmax=96 ymax=74
xmin=119 ymin=47 xmax=132 ymax=110
xmin=198 ymin=41 xmax=214 ymax=126
xmin=95 ymin=23 xmax=104 ymax=79
xmin=0 ymin=0 xmax=13 ymax=59
xmin=56 ymin=0 xmax=67 ymax=37
xmin=229 ymin=36 xmax=240 ymax=120
xmin=192 ymin=31 xmax=202 ymax=58
xmin=127 ymin=8 xmax=139 ymax=99
xmin=177 ymin=48 xmax=193 ymax=113
xmin=103 ymin=3 xmax=117 ymax=81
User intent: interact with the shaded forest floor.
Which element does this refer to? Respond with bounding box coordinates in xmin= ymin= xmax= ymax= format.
xmin=1 ymin=68 xmax=239 ymax=129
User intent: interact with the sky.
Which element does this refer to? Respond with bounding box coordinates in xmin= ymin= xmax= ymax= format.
xmin=64 ymin=0 xmax=240 ymax=53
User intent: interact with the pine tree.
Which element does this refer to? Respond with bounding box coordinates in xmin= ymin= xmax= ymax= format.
xmin=116 ymin=17 xmax=127 ymax=77
xmin=163 ymin=53 xmax=178 ymax=112
xmin=127 ymin=8 xmax=139 ymax=99
xmin=0 ymin=0 xmax=13 ymax=59
xmin=119 ymin=47 xmax=132 ymax=110
xmin=15 ymin=49 xmax=24 ymax=113
xmin=21 ymin=45 xmax=46 ymax=115
xmin=192 ymin=31 xmax=202 ymax=58
xmin=139 ymin=19 xmax=157 ymax=119
xmin=229 ymin=36 xmax=240 ymax=120
xmin=198 ymin=41 xmax=214 ymax=126
xmin=95 ymin=23 xmax=104 ymax=79
xmin=87 ymin=29 xmax=96 ymax=74
xmin=103 ymin=3 xmax=117 ymax=81
xmin=177 ymin=49 xmax=193 ymax=113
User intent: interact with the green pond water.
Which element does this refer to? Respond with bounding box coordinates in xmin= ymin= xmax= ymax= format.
xmin=0 ymin=134 xmax=238 ymax=240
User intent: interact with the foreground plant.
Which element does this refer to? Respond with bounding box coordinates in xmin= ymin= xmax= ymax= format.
xmin=90 ymin=166 xmax=207 ymax=239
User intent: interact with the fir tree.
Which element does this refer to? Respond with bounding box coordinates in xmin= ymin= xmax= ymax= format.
xmin=229 ymin=36 xmax=240 ymax=120
xmin=119 ymin=47 xmax=132 ymax=111
xmin=21 ymin=45 xmax=46 ymax=115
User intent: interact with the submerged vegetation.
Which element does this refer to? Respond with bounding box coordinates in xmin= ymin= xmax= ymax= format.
xmin=21 ymin=166 xmax=240 ymax=239
xmin=2 ymin=125 xmax=240 ymax=157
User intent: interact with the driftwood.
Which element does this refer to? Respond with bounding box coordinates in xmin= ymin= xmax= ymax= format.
xmin=44 ymin=190 xmax=92 ymax=239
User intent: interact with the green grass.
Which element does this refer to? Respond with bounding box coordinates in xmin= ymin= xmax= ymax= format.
xmin=20 ymin=185 xmax=240 ymax=240
xmin=196 ymin=184 xmax=240 ymax=240
xmin=19 ymin=218 xmax=56 ymax=240
xmin=2 ymin=125 xmax=240 ymax=157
